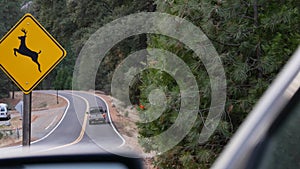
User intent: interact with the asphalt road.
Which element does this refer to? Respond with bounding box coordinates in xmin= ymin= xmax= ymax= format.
xmin=29 ymin=90 xmax=125 ymax=154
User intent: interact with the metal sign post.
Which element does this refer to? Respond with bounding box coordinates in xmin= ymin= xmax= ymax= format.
xmin=0 ymin=13 xmax=66 ymax=147
xmin=22 ymin=92 xmax=32 ymax=146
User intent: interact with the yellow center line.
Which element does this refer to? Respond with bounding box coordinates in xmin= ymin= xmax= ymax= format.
xmin=41 ymin=93 xmax=89 ymax=152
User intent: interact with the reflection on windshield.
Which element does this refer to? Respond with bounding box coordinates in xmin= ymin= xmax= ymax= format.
xmin=0 ymin=0 xmax=298 ymax=168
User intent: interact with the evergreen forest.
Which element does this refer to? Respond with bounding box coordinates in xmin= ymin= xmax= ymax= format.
xmin=0 ymin=0 xmax=299 ymax=168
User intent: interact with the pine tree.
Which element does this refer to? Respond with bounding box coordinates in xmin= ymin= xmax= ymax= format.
xmin=0 ymin=0 xmax=23 ymax=98
xmin=136 ymin=0 xmax=300 ymax=168
xmin=30 ymin=0 xmax=153 ymax=91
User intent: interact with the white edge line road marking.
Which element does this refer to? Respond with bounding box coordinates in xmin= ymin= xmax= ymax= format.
xmin=44 ymin=115 xmax=57 ymax=130
xmin=1 ymin=91 xmax=88 ymax=152
xmin=41 ymin=93 xmax=89 ymax=152
xmin=1 ymin=91 xmax=70 ymax=150
xmin=2 ymin=90 xmax=125 ymax=152
xmin=79 ymin=91 xmax=126 ymax=148
xmin=95 ymin=94 xmax=126 ymax=148
xmin=31 ymin=92 xmax=70 ymax=144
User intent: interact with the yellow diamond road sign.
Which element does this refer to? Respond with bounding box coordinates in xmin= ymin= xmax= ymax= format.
xmin=0 ymin=13 xmax=66 ymax=94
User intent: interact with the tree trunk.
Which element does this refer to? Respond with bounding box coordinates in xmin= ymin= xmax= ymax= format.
xmin=253 ymin=0 xmax=262 ymax=78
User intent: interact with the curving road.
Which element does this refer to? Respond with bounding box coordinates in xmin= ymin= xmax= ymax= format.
xmin=29 ymin=90 xmax=124 ymax=154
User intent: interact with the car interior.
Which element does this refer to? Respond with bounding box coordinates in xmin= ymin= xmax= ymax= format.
xmin=0 ymin=152 xmax=143 ymax=169
xmin=250 ymin=87 xmax=300 ymax=169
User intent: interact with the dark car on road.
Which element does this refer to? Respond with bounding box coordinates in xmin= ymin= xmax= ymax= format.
xmin=88 ymin=106 xmax=107 ymax=125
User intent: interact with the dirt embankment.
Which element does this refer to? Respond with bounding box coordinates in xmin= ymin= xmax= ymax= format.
xmin=95 ymin=92 xmax=156 ymax=169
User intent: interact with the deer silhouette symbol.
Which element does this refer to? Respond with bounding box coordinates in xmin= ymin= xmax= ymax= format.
xmin=14 ymin=29 xmax=41 ymax=72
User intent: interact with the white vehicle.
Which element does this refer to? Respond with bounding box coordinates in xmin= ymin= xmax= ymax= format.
xmin=0 ymin=103 xmax=10 ymax=120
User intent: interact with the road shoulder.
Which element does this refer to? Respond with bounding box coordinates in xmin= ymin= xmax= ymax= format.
xmin=0 ymin=91 xmax=67 ymax=147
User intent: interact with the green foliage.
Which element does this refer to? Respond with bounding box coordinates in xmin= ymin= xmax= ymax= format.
xmin=135 ymin=0 xmax=300 ymax=168
xmin=0 ymin=0 xmax=23 ymax=37
xmin=0 ymin=0 xmax=154 ymax=94
xmin=0 ymin=1 xmax=299 ymax=168
xmin=28 ymin=0 xmax=153 ymax=91
xmin=0 ymin=0 xmax=23 ymax=98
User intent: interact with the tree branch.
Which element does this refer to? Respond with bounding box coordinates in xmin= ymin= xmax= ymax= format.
xmin=253 ymin=0 xmax=259 ymax=27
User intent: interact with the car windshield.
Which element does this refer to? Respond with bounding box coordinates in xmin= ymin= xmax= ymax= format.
xmin=0 ymin=1 xmax=299 ymax=168
xmin=90 ymin=108 xmax=103 ymax=114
